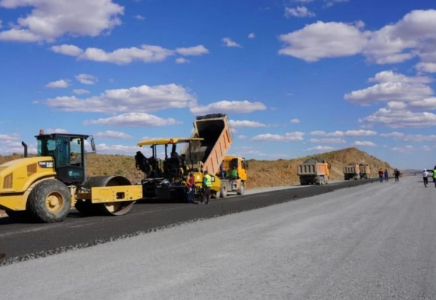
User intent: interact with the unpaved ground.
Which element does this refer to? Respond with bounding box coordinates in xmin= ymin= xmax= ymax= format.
xmin=1 ymin=176 xmax=434 ymax=300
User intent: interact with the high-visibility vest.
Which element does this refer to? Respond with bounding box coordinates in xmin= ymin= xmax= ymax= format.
xmin=231 ymin=169 xmax=238 ymax=178
xmin=433 ymin=170 xmax=436 ymax=178
xmin=204 ymin=174 xmax=212 ymax=187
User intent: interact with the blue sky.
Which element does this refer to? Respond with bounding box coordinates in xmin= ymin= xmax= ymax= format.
xmin=1 ymin=0 xmax=436 ymax=169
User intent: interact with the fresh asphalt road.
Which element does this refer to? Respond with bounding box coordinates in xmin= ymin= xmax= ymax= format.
xmin=0 ymin=179 xmax=371 ymax=261
xmin=1 ymin=176 xmax=435 ymax=300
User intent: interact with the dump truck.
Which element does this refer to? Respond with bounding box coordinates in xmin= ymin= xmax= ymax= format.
xmin=359 ymin=163 xmax=371 ymax=179
xmin=215 ymin=155 xmax=248 ymax=197
xmin=343 ymin=163 xmax=360 ymax=180
xmin=297 ymin=158 xmax=330 ymax=185
xmin=135 ymin=113 xmax=235 ymax=201
xmin=0 ymin=131 xmax=142 ymax=223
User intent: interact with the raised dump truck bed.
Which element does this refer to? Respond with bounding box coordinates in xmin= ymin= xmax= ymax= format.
xmin=183 ymin=113 xmax=232 ymax=175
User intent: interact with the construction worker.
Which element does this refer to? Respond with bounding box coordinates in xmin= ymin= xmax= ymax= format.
xmin=433 ymin=167 xmax=436 ymax=187
xmin=423 ymin=169 xmax=429 ymax=187
xmin=231 ymin=166 xmax=238 ymax=179
xmin=186 ymin=172 xmax=196 ymax=203
xmin=202 ymin=170 xmax=212 ymax=204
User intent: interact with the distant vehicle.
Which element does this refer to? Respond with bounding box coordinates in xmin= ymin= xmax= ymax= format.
xmin=297 ymin=158 xmax=330 ymax=185
xmin=343 ymin=163 xmax=371 ymax=180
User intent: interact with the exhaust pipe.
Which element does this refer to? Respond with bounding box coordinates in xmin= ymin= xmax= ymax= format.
xmin=22 ymin=141 xmax=28 ymax=158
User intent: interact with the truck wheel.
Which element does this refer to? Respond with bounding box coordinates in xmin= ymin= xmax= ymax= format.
xmin=237 ymin=182 xmax=245 ymax=195
xmin=213 ymin=191 xmax=220 ymax=199
xmin=27 ymin=179 xmax=71 ymax=223
xmin=220 ymin=185 xmax=228 ymax=198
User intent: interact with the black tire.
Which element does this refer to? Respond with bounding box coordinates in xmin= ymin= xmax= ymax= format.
xmin=75 ymin=200 xmax=96 ymax=216
xmin=237 ymin=182 xmax=245 ymax=195
xmin=5 ymin=210 xmax=31 ymax=223
xmin=220 ymin=185 xmax=228 ymax=198
xmin=27 ymin=179 xmax=71 ymax=223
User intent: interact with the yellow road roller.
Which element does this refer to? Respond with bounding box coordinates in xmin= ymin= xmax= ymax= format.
xmin=0 ymin=131 xmax=142 ymax=223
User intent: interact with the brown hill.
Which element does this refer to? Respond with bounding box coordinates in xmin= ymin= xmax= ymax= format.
xmin=0 ymin=147 xmax=394 ymax=189
xmin=248 ymin=147 xmax=394 ymax=188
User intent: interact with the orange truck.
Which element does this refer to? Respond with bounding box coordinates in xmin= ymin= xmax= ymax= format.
xmin=343 ymin=163 xmax=360 ymax=180
xmin=359 ymin=163 xmax=371 ymax=179
xmin=297 ymin=158 xmax=330 ymax=185
xmin=344 ymin=163 xmax=371 ymax=180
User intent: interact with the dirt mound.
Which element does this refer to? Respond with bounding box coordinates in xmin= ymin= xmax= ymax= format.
xmin=247 ymin=147 xmax=394 ymax=188
xmin=0 ymin=147 xmax=394 ymax=190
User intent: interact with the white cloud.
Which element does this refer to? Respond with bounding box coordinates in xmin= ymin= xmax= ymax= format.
xmin=387 ymin=97 xmax=436 ymax=111
xmin=45 ymin=128 xmax=68 ymax=133
xmin=222 ymin=37 xmax=242 ymax=48
xmin=380 ymin=132 xmax=436 ymax=142
xmin=191 ymin=100 xmax=266 ymax=114
xmin=80 ymin=45 xmax=174 ymax=64
xmin=309 ymin=138 xmax=346 ymax=144
xmin=380 ymin=132 xmax=405 ymax=138
xmin=361 ymin=109 xmax=436 ymax=128
xmin=369 ymin=71 xmax=433 ymax=84
xmin=310 ymin=131 xmax=326 ymax=136
xmin=248 ymin=32 xmax=255 ymax=39
xmin=345 ymin=75 xmax=434 ymax=104
xmin=345 ymin=130 xmax=377 ymax=136
xmin=392 ymin=145 xmax=431 ymax=153
xmin=75 ymin=74 xmax=98 ymax=85
xmin=94 ymin=130 xmax=132 ymax=139
xmin=175 ymin=45 xmax=209 ymax=56
xmin=307 ymin=145 xmax=335 ymax=151
xmin=229 ymin=120 xmax=268 ymax=128
xmin=73 ymin=89 xmax=90 ymax=95
xmin=325 ymin=0 xmax=349 ymax=7
xmin=46 ymin=83 xmax=196 ymax=113
xmin=50 ymin=44 xmax=83 ymax=56
xmin=278 ymin=21 xmax=367 ymax=62
xmin=175 ymin=58 xmax=190 ymax=64
xmin=278 ymin=10 xmax=436 ymax=70
xmin=0 ymin=0 xmax=123 ymax=42
xmin=46 ymin=79 xmax=69 ymax=88
xmin=135 ymin=15 xmax=145 ymax=20
xmin=290 ymin=118 xmax=300 ymax=124
xmin=309 ymin=130 xmax=376 ymax=137
xmin=354 ymin=20 xmax=365 ymax=29
xmin=364 ymin=10 xmax=436 ymax=66
xmin=354 ymin=141 xmax=376 ymax=146
xmin=237 ymin=135 xmax=247 ymax=139
xmin=285 ymin=7 xmax=315 ymax=18
xmin=252 ymin=132 xmax=304 ymax=142
xmin=51 ymin=44 xmax=209 ymax=65
xmin=85 ymin=113 xmax=178 ymax=127
xmin=0 ymin=133 xmax=34 ymax=155
xmin=416 ymin=62 xmax=436 ymax=73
